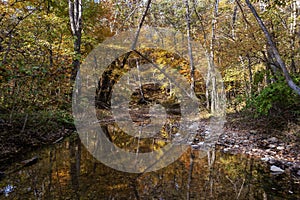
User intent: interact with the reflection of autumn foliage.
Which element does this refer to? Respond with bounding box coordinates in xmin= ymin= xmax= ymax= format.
xmin=2 ymin=136 xmax=299 ymax=199
xmin=103 ymin=123 xmax=172 ymax=153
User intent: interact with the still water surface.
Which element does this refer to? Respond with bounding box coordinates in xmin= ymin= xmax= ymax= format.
xmin=0 ymin=134 xmax=299 ymax=199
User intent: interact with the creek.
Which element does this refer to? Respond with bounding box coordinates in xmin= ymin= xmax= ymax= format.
xmin=0 ymin=127 xmax=299 ymax=199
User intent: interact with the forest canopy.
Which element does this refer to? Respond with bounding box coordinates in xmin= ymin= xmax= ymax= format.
xmin=0 ymin=0 xmax=299 ymax=117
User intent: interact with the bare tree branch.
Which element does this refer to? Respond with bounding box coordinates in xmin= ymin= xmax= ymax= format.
xmin=131 ymin=0 xmax=152 ymax=50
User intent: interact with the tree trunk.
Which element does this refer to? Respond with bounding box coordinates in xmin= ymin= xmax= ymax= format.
xmin=184 ymin=0 xmax=195 ymax=94
xmin=191 ymin=0 xmax=211 ymax=109
xmin=245 ymin=0 xmax=300 ymax=96
xmin=247 ymin=54 xmax=253 ymax=95
xmin=68 ymin=0 xmax=82 ymax=83
xmin=47 ymin=0 xmax=53 ymax=68
xmin=289 ymin=0 xmax=297 ymax=73
xmin=207 ymin=0 xmax=220 ymax=113
xmin=232 ymin=5 xmax=238 ymax=38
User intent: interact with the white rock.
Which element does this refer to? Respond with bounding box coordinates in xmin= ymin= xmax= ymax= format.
xmin=276 ymin=146 xmax=284 ymax=150
xmin=189 ymin=122 xmax=198 ymax=129
xmin=270 ymin=165 xmax=284 ymax=173
xmin=197 ymin=142 xmax=204 ymax=146
xmin=267 ymin=137 xmax=278 ymax=143
xmin=268 ymin=144 xmax=276 ymax=149
xmin=249 ymin=130 xmax=257 ymax=134
xmin=174 ymin=133 xmax=181 ymax=137
xmin=243 ymin=140 xmax=249 ymax=144
xmin=261 ymin=157 xmax=269 ymax=162
xmin=286 ymin=145 xmax=293 ymax=151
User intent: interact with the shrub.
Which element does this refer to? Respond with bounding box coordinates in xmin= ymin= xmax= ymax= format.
xmin=247 ymin=75 xmax=299 ymax=117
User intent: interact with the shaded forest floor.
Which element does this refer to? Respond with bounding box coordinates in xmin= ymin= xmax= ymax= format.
xmin=0 ymin=109 xmax=299 ymax=177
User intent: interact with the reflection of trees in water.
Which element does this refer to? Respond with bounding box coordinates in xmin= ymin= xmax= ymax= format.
xmin=2 ymin=139 xmax=299 ymax=199
xmin=69 ymin=136 xmax=81 ymax=200
xmin=94 ymin=50 xmax=195 ymax=154
xmin=98 ymin=122 xmax=178 ymax=153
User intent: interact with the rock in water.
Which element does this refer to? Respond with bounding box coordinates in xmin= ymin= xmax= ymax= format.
xmin=270 ymin=165 xmax=284 ymax=173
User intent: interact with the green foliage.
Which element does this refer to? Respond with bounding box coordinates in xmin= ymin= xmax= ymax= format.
xmin=247 ymin=75 xmax=300 ymax=116
xmin=0 ymin=109 xmax=74 ymax=134
xmin=0 ymin=0 xmax=113 ymax=114
xmin=253 ymin=70 xmax=266 ymax=86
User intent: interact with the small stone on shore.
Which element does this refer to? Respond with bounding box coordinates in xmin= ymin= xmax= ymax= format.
xmin=261 ymin=157 xmax=269 ymax=162
xmin=267 ymin=137 xmax=279 ymax=143
xmin=268 ymin=144 xmax=276 ymax=149
xmin=276 ymin=146 xmax=285 ymax=150
xmin=270 ymin=165 xmax=284 ymax=173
